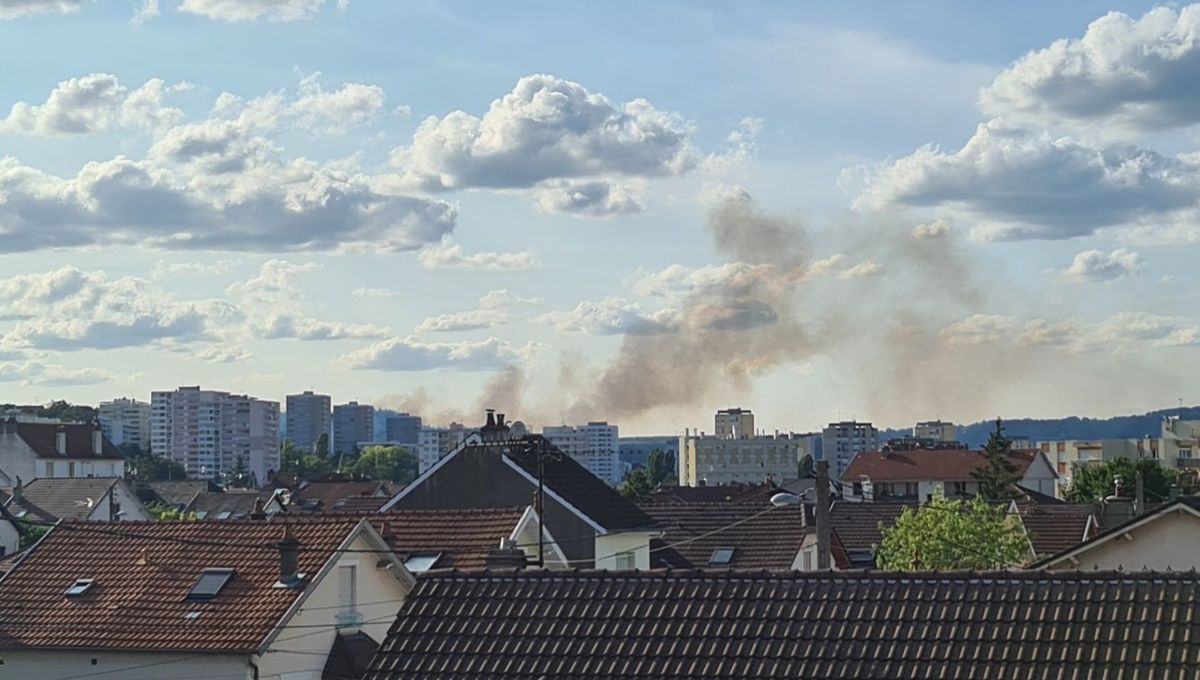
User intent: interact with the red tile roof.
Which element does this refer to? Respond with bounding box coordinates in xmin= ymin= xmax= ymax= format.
xmin=639 ymin=503 xmax=806 ymax=569
xmin=294 ymin=480 xmax=393 ymax=510
xmin=373 ymin=508 xmax=527 ymax=570
xmin=11 ymin=422 xmax=123 ymax=460
xmin=842 ymin=448 xmax=1040 ymax=483
xmin=365 ymin=570 xmax=1200 ymax=679
xmin=0 ymin=518 xmax=365 ymax=653
xmin=1016 ymin=503 xmax=1098 ymax=556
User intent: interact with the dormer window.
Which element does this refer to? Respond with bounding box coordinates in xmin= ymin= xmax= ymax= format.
xmin=65 ymin=579 xmax=94 ymax=597
xmin=187 ymin=568 xmax=234 ymax=600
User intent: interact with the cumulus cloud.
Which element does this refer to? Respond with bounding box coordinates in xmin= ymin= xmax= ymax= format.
xmin=940 ymin=311 xmax=1200 ymax=353
xmin=0 ymin=361 xmax=115 ymax=386
xmin=536 ymin=297 xmax=677 ymax=335
xmin=336 ymin=335 xmax=516 ymax=371
xmin=151 ymin=259 xmax=238 ymax=278
xmin=533 ymin=180 xmax=644 ymax=217
xmin=130 ymin=0 xmax=158 ymax=23
xmin=911 ymin=219 xmax=954 ymax=239
xmin=415 ymin=288 xmax=541 ymax=333
xmin=0 ymin=0 xmax=84 ymax=19
xmin=389 ymin=74 xmax=696 ymax=211
xmin=981 ymin=6 xmax=1200 ymax=134
xmin=351 ymin=287 xmax=399 ymax=299
xmin=291 ymin=72 xmax=385 ymax=131
xmin=852 ymin=122 xmax=1200 ymax=240
xmin=417 ymin=239 xmax=540 ymax=270
xmin=838 ymin=261 xmax=884 ymax=279
xmin=179 ymin=0 xmax=343 ymax=22
xmin=1 ymin=73 xmax=128 ymax=135
xmin=226 ymin=260 xmax=389 ymax=340
xmin=1060 ymin=248 xmax=1144 ymax=283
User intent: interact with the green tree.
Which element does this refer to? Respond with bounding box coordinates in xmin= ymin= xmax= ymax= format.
xmin=972 ymin=418 xmax=1019 ymax=501
xmin=118 ymin=442 xmax=144 ymax=458
xmin=876 ymin=495 xmax=1029 ymax=571
xmin=798 ymin=454 xmax=814 ymax=478
xmin=350 ymin=445 xmax=418 ymax=484
xmin=1066 ymin=457 xmax=1177 ymax=503
xmin=618 ymin=469 xmax=654 ymax=502
xmin=643 ymin=449 xmax=677 ymax=486
xmin=146 ymin=504 xmax=198 ymax=521
xmin=128 ymin=455 xmax=188 ymax=482
xmin=315 ymin=433 xmax=330 ymax=459
xmin=17 ymin=521 xmax=49 ymax=550
xmin=226 ymin=456 xmax=253 ymax=489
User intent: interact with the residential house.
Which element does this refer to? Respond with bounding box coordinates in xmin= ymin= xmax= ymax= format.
xmin=290 ymin=479 xmax=398 ymax=513
xmin=363 ymin=570 xmax=1200 ymax=679
xmin=0 ymin=517 xmax=414 ymax=680
xmin=382 ymin=415 xmax=658 ymax=568
xmin=640 ymin=502 xmax=807 ymax=569
xmin=842 ymin=448 xmax=1058 ymax=501
xmin=135 ymin=479 xmax=219 ymax=512
xmin=5 ymin=478 xmax=149 ymax=522
xmin=183 ymin=490 xmax=285 ymax=520
xmin=0 ymin=419 xmax=125 ymax=485
xmin=794 ymin=500 xmax=914 ymax=570
xmin=1034 ymin=497 xmax=1200 ymax=571
xmin=376 ymin=506 xmax=566 ymax=571
xmin=1009 ymin=502 xmax=1099 ymax=560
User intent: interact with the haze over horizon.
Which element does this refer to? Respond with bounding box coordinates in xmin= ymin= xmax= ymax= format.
xmin=2 ymin=1 xmax=1198 ymax=435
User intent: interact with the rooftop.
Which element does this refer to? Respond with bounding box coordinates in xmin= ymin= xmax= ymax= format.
xmin=843 ymin=448 xmax=1042 ymax=483
xmin=6 ymin=478 xmax=130 ymax=522
xmin=3 ymin=421 xmax=123 ymax=460
xmin=374 ymin=507 xmax=528 ymax=570
xmin=0 ymin=518 xmax=366 ymax=653
xmin=1015 ymin=503 xmax=1098 ymax=556
xmin=639 ymin=503 xmax=807 ymax=570
xmin=365 ymin=569 xmax=1200 ymax=679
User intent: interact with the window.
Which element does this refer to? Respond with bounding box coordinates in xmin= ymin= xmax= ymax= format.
xmin=1180 ymin=449 xmax=1193 ymax=459
xmin=950 ymin=482 xmax=968 ymax=497
xmin=403 ymin=553 xmax=442 ymax=573
xmin=68 ymin=462 xmax=75 ymax=477
xmin=45 ymin=462 xmax=55 ymax=477
xmin=187 ymin=568 xmax=234 ymax=600
xmin=615 ymin=552 xmax=636 ymax=570
xmin=707 ymin=548 xmax=736 ymax=567
xmin=904 ymin=482 xmax=918 ymax=497
xmin=336 ymin=564 xmax=360 ymax=628
xmin=64 ymin=579 xmax=94 ymax=597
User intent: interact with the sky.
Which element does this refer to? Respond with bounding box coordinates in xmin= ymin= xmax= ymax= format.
xmin=1 ymin=0 xmax=1198 ymax=435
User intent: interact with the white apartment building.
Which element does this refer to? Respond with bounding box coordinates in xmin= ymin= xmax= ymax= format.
xmin=285 ymin=391 xmax=331 ymax=453
xmin=679 ymin=409 xmax=815 ymax=487
xmin=151 ymin=387 xmax=280 ymax=484
xmin=914 ymin=420 xmax=956 ymax=442
xmin=1160 ymin=417 xmax=1200 ymax=473
xmin=98 ymin=398 xmax=150 ymax=451
xmin=542 ymin=422 xmax=622 ymax=485
xmin=1036 ymin=438 xmax=1146 ymax=489
xmin=822 ymin=421 xmax=879 ymax=481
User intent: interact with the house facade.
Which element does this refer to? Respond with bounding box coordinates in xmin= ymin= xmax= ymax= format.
xmin=6 ymin=477 xmax=150 ymax=522
xmin=1035 ymin=498 xmax=1200 ymax=572
xmin=842 ymin=448 xmax=1058 ymax=501
xmin=0 ymin=420 xmax=125 ymax=485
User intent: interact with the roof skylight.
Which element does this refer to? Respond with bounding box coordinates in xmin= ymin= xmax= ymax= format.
xmin=186 ymin=568 xmax=235 ymax=600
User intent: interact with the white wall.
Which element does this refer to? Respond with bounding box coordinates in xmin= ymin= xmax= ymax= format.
xmin=594 ymin=531 xmax=655 ymax=570
xmin=0 ymin=650 xmax=250 ymax=680
xmin=258 ymin=532 xmax=409 ymax=680
xmin=0 ymin=520 xmax=18 ymax=557
xmin=1044 ymin=510 xmax=1200 ymax=572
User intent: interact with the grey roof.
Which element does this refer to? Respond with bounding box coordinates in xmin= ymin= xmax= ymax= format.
xmin=5 ymin=478 xmax=125 ymax=521
xmin=366 ymin=570 xmax=1200 ymax=679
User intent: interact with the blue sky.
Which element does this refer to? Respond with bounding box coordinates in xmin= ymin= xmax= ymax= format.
xmin=1 ymin=0 xmax=1196 ymax=434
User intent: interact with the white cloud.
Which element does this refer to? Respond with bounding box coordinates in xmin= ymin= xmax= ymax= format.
xmin=192 ymin=344 xmax=253 ymax=363
xmin=225 ymin=260 xmax=389 ymax=340
xmin=291 ymin=72 xmax=385 ymax=131
xmin=536 ymin=297 xmax=676 ymax=335
xmin=336 ymin=335 xmax=517 ymax=371
xmin=0 ymin=0 xmax=84 ymax=20
xmin=940 ymin=311 xmax=1200 ymax=353
xmin=151 ymin=259 xmax=238 ymax=278
xmin=1060 ymin=248 xmax=1145 ymax=283
xmin=0 ymin=361 xmax=115 ymax=386
xmin=838 ymin=261 xmax=883 ymax=279
xmin=533 ymin=180 xmax=644 ymax=217
xmin=130 ymin=0 xmax=158 ymax=23
xmin=911 ymin=219 xmax=954 ymax=239
xmin=351 ymin=287 xmax=399 ymax=299
xmin=417 ymin=239 xmax=540 ymax=271
xmin=852 ymin=122 xmax=1200 ymax=240
xmin=414 ymin=288 xmax=541 ymax=333
xmin=477 ymin=289 xmax=541 ymax=309
xmin=390 ymin=74 xmax=697 ymax=193
xmin=179 ymin=0 xmax=342 ymax=22
xmin=981 ymin=6 xmax=1200 ymax=135
xmin=1 ymin=73 xmax=128 ymax=135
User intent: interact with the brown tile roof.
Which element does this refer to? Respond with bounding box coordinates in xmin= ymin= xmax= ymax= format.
xmin=373 ymin=508 xmax=527 ymax=570
xmin=0 ymin=518 xmax=365 ymax=653
xmin=1016 ymin=503 xmax=1098 ymax=556
xmin=646 ymin=484 xmax=777 ymax=504
xmin=294 ymin=480 xmax=393 ymax=511
xmin=639 ymin=503 xmax=806 ymax=569
xmin=6 ymin=478 xmax=128 ymax=522
xmin=365 ymin=570 xmax=1200 ymax=679
xmin=12 ymin=422 xmax=123 ymax=460
xmin=842 ymin=448 xmax=1039 ymax=483
xmin=828 ymin=500 xmax=914 ymax=553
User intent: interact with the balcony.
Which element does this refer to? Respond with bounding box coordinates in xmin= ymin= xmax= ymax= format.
xmin=1176 ymin=458 xmax=1200 ymax=469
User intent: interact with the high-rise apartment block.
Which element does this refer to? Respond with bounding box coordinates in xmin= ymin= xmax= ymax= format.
xmin=822 ymin=421 xmax=879 ymax=481
xmin=98 ymin=398 xmax=150 ymax=451
xmin=542 ymin=422 xmax=622 ymax=485
xmin=385 ymin=413 xmax=422 ymax=446
xmin=333 ymin=401 xmax=375 ymax=455
xmin=150 ymin=387 xmax=280 ymax=484
xmin=285 ymin=391 xmax=331 ymax=452
xmin=679 ymin=409 xmax=815 ymax=487
xmin=914 ymin=420 xmax=956 ymax=442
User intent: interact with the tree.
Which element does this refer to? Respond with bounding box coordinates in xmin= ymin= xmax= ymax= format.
xmin=350 ymin=445 xmax=418 ymax=484
xmin=618 ymin=469 xmax=654 ymax=502
xmin=1066 ymin=457 xmax=1177 ymax=503
xmin=972 ymin=418 xmax=1019 ymax=501
xmin=315 ymin=433 xmax=330 ymax=460
xmin=643 ymin=449 xmax=677 ymax=486
xmin=128 ymin=455 xmax=187 ymax=482
xmin=798 ymin=454 xmax=814 ymax=478
xmin=17 ymin=521 xmax=48 ymax=550
xmin=146 ymin=504 xmax=198 ymax=521
xmin=876 ymin=495 xmax=1029 ymax=571
xmin=226 ymin=456 xmax=253 ymax=489
xmin=118 ymin=442 xmax=144 ymax=458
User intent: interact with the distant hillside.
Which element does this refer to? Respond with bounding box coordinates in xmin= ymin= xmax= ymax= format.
xmin=883 ymin=406 xmax=1200 ymax=449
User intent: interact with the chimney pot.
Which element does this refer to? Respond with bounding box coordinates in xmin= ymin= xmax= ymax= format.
xmin=485 ymin=410 xmax=496 ymax=428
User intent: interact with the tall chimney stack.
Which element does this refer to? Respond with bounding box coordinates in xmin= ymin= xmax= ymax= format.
xmin=815 ymin=461 xmax=832 ymax=569
xmin=277 ymin=525 xmax=301 ymax=586
xmin=55 ymin=425 xmax=67 ymax=455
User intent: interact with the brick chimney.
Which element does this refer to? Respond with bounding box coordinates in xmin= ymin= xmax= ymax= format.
xmin=277 ymin=525 xmax=301 ymax=586
xmin=55 ymin=425 xmax=67 ymax=455
xmin=485 ymin=539 xmax=528 ymax=570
